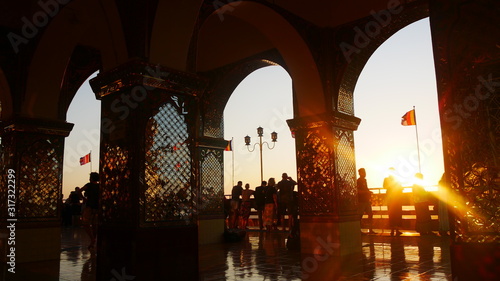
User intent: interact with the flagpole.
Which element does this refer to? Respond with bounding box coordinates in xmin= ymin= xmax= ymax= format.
xmin=413 ymin=106 xmax=422 ymax=173
xmin=90 ymin=150 xmax=92 ymax=173
xmin=231 ymin=137 xmax=234 ymax=187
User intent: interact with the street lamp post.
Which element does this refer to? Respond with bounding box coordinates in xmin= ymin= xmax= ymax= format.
xmin=245 ymin=126 xmax=278 ymax=182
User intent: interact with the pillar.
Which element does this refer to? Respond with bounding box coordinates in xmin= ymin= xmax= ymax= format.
xmin=90 ymin=59 xmax=207 ymax=280
xmin=429 ymin=0 xmax=500 ymax=280
xmin=288 ymin=111 xmax=362 ymax=258
xmin=0 ymin=117 xmax=73 ymax=280
xmin=196 ymin=137 xmax=226 ymax=245
xmin=196 ymin=84 xmax=231 ymax=245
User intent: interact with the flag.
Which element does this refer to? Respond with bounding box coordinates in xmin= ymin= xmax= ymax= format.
xmin=401 ymin=109 xmax=416 ymax=126
xmin=80 ymin=153 xmax=91 ymax=165
xmin=224 ymin=140 xmax=233 ymax=151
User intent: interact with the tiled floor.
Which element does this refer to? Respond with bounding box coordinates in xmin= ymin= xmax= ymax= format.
xmin=198 ymin=230 xmax=452 ymax=281
xmin=59 ymin=226 xmax=95 ymax=281
xmin=6 ymin=227 xmax=453 ymax=280
xmin=55 ymin=227 xmax=452 ymax=280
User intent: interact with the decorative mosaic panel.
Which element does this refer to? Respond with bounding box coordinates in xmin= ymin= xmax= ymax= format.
xmin=18 ymin=138 xmax=62 ymax=220
xmin=448 ymin=81 xmax=500 ymax=243
xmin=204 ymin=106 xmax=223 ymax=138
xmin=297 ymin=129 xmax=335 ymax=215
xmin=143 ymin=102 xmax=193 ymax=225
xmin=334 ymin=129 xmax=357 ymax=213
xmin=101 ymin=144 xmax=132 ymax=223
xmin=429 ymin=0 xmax=500 ymax=244
xmin=199 ymin=148 xmax=224 ymax=216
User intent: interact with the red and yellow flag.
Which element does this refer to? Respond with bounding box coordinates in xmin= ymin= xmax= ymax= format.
xmin=79 ymin=153 xmax=91 ymax=165
xmin=401 ymin=109 xmax=416 ymax=126
xmin=224 ymin=140 xmax=233 ymax=151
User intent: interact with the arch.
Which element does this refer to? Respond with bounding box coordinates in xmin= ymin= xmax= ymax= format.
xmin=24 ymin=0 xmax=127 ymax=119
xmin=58 ymin=45 xmax=102 ymax=119
xmin=197 ymin=1 xmax=325 ymax=117
xmin=201 ymin=56 xmax=283 ymax=139
xmin=217 ymin=56 xmax=285 ymax=108
xmin=222 ymin=64 xmax=296 ymax=192
xmin=0 ymin=67 xmax=13 ymax=119
xmin=338 ymin=3 xmax=429 ymax=115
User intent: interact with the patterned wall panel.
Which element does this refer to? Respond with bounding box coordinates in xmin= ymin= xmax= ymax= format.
xmin=297 ymin=129 xmax=335 ymax=215
xmin=199 ymin=148 xmax=224 ymax=216
xmin=334 ymin=129 xmax=357 ymax=213
xmin=424 ymin=0 xmax=500 ymax=244
xmin=143 ymin=102 xmax=194 ymax=225
xmin=0 ymin=120 xmax=71 ymax=224
xmin=101 ymin=144 xmax=132 ymax=223
xmin=203 ymin=107 xmax=224 ymax=138
xmin=446 ymin=71 xmax=500 ymax=243
xmin=18 ymin=139 xmax=62 ymax=220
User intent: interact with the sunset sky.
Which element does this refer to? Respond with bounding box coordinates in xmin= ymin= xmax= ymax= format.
xmin=62 ymin=18 xmax=444 ymax=198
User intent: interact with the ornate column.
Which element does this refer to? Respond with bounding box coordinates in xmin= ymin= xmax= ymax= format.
xmin=195 ymin=137 xmax=226 ymax=245
xmin=0 ymin=117 xmax=73 ymax=278
xmin=287 ymin=111 xmax=361 ymax=258
xmin=90 ymin=59 xmax=207 ymax=280
xmin=195 ymin=84 xmax=232 ymax=245
xmin=430 ymin=1 xmax=500 ymax=280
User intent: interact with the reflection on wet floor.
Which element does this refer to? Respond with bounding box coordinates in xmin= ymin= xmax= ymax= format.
xmin=57 ymin=227 xmax=451 ymax=280
xmin=198 ymin=230 xmax=452 ymax=281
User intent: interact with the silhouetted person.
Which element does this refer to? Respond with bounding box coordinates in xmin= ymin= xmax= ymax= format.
xmin=62 ymin=193 xmax=72 ymax=226
xmin=276 ymin=173 xmax=296 ymax=232
xmin=383 ymin=168 xmax=403 ymax=236
xmin=254 ymin=181 xmax=267 ymax=230
xmin=229 ymin=181 xmax=243 ymax=229
xmin=80 ymin=172 xmax=99 ymax=250
xmin=286 ymin=191 xmax=301 ymax=251
xmin=240 ymin=183 xmax=254 ymax=229
xmin=357 ymin=168 xmax=376 ymax=234
xmin=69 ymin=186 xmax=83 ymax=226
xmin=413 ymin=173 xmax=433 ymax=235
xmin=263 ymin=178 xmax=278 ymax=232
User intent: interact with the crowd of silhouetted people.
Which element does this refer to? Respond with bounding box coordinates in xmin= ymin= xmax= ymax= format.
xmin=361 ymin=167 xmax=449 ymax=236
xmin=227 ymin=168 xmax=450 ymax=238
xmin=227 ymin=173 xmax=299 ymax=234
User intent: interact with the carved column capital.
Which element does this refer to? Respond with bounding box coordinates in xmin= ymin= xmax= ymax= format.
xmin=1 ymin=117 xmax=74 ymax=137
xmin=90 ymin=59 xmax=208 ymax=99
xmin=287 ymin=111 xmax=361 ymax=132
